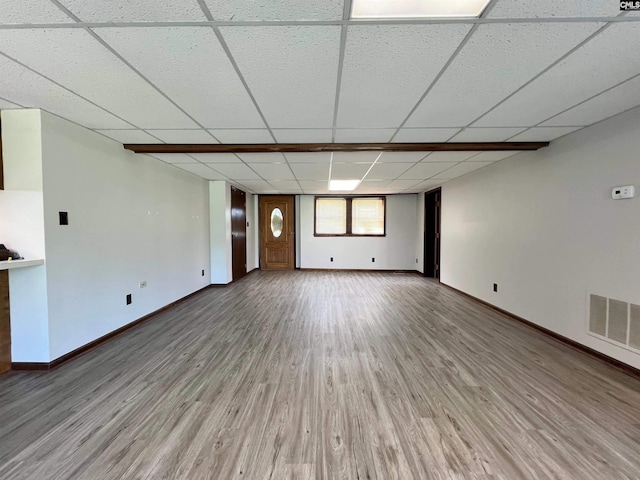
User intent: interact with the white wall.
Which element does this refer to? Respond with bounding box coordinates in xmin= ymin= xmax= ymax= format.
xmin=245 ymin=193 xmax=259 ymax=272
xmin=299 ymin=194 xmax=418 ymax=270
xmin=0 ymin=110 xmax=50 ymax=362
xmin=209 ymin=181 xmax=232 ymax=284
xmin=441 ymin=106 xmax=640 ymax=369
xmin=39 ymin=111 xmax=210 ymax=361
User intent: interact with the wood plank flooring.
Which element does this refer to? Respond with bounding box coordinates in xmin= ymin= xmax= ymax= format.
xmin=1 ymin=270 xmax=640 ymax=479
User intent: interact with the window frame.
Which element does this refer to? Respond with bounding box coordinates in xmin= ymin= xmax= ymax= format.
xmin=314 ymin=196 xmax=386 ymax=237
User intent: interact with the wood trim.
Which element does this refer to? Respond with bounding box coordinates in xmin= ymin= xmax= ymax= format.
xmin=299 ymin=268 xmax=421 ymax=275
xmin=124 ymin=142 xmax=549 ymax=154
xmin=11 ymin=284 xmax=213 ymax=372
xmin=441 ymin=282 xmax=640 ymax=380
xmin=0 ymin=116 xmax=4 ymax=190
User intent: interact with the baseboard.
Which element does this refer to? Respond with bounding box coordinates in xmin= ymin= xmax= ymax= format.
xmin=12 ymin=284 xmax=213 ymax=372
xmin=299 ymin=268 xmax=421 ymax=275
xmin=441 ymin=282 xmax=640 ymax=379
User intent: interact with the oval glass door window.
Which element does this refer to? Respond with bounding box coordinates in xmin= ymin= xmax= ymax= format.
xmin=271 ymin=208 xmax=284 ymax=238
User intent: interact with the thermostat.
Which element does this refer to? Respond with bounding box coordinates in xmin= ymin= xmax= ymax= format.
xmin=611 ymin=185 xmax=635 ymax=200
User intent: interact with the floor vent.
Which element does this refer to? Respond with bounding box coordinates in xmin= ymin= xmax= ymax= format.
xmin=589 ymin=294 xmax=640 ymax=351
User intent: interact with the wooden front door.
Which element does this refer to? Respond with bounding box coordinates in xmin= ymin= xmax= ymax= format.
xmin=260 ymin=195 xmax=295 ymax=270
xmin=231 ymin=186 xmax=247 ymax=281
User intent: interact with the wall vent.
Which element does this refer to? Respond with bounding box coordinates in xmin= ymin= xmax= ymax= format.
xmin=589 ymin=294 xmax=640 ymax=352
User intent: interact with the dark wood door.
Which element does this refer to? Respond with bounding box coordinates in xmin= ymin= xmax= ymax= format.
xmin=0 ymin=271 xmax=10 ymax=373
xmin=231 ymin=186 xmax=247 ymax=281
xmin=260 ymin=195 xmax=295 ymax=270
xmin=424 ymin=188 xmax=441 ymax=279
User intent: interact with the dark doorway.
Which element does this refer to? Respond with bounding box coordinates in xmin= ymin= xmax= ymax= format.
xmin=259 ymin=195 xmax=295 ymax=270
xmin=231 ymin=186 xmax=247 ymax=281
xmin=424 ymin=188 xmax=441 ymax=279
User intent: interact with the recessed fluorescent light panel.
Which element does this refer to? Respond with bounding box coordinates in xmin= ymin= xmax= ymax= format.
xmin=351 ymin=0 xmax=492 ymax=19
xmin=329 ymin=180 xmax=361 ymax=191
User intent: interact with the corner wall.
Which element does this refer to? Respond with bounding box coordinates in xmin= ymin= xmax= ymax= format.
xmin=40 ymin=111 xmax=210 ymax=361
xmin=441 ymin=106 xmax=640 ymax=369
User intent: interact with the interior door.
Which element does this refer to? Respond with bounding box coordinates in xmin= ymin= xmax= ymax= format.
xmin=231 ymin=186 xmax=247 ymax=281
xmin=424 ymin=188 xmax=441 ymax=279
xmin=260 ymin=195 xmax=295 ymax=270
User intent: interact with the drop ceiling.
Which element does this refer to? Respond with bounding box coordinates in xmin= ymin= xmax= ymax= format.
xmin=0 ymin=1 xmax=639 ymax=194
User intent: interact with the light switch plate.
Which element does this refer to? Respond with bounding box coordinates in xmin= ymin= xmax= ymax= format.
xmin=612 ymin=185 xmax=635 ymax=199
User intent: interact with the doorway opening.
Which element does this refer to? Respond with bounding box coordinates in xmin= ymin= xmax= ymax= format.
xmin=231 ymin=186 xmax=247 ymax=282
xmin=424 ymin=188 xmax=441 ymax=279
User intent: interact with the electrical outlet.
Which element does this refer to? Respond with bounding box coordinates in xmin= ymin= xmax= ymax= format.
xmin=372 ymin=257 xmax=375 ymax=262
xmin=416 ymin=258 xmax=418 ymax=263
xmin=493 ymin=283 xmax=498 ymax=292
xmin=59 ymin=211 xmax=68 ymax=225
xmin=139 ymin=281 xmax=147 ymax=288
xmin=330 ymin=257 xmax=333 ymax=262
xmin=201 ymin=269 xmax=205 ymax=276
xmin=126 ymin=294 xmax=132 ymax=305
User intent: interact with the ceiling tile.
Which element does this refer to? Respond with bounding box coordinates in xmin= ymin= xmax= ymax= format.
xmin=237 ymin=153 xmax=287 ymax=163
xmin=450 ymin=127 xmax=527 ymax=142
xmin=0 ymin=55 xmax=131 ymax=129
xmin=421 ymin=151 xmax=481 ymax=162
xmin=209 ymin=129 xmax=274 ymax=143
xmin=399 ymin=162 xmax=457 ymax=179
xmin=0 ymin=97 xmax=22 ymax=109
xmin=284 ymin=152 xmax=332 ymax=163
xmin=96 ymin=129 xmax=159 ymax=143
xmin=476 ymin=23 xmax=640 ymax=127
xmin=384 ymin=179 xmax=423 ymax=190
xmin=541 ymin=75 xmax=640 ymax=127
xmin=173 ymin=163 xmax=227 ymax=180
xmin=96 ymin=27 xmax=264 ymax=129
xmin=432 ymin=162 xmax=494 ymax=180
xmin=334 ymin=129 xmax=396 ymax=142
xmin=149 ymin=153 xmax=201 ymax=164
xmin=272 ymin=129 xmax=333 ymax=143
xmin=466 ymin=151 xmax=522 ymax=162
xmin=190 ymin=153 xmax=242 ymax=163
xmin=299 ymin=180 xmax=328 ymax=188
xmin=508 ymin=127 xmax=581 ymax=142
xmin=332 ymin=152 xmax=381 ymax=163
xmin=0 ymin=29 xmax=197 ymax=129
xmin=488 ymin=0 xmax=618 ymax=18
xmin=410 ymin=181 xmax=442 ymax=193
xmin=337 ymin=24 xmax=471 ymax=128
xmin=357 ymin=180 xmax=392 ymax=190
xmin=146 ymin=129 xmax=218 ymax=144
xmin=331 ymin=163 xmax=372 ymax=179
xmin=378 ymin=152 xmax=429 ymax=163
xmin=250 ymin=163 xmax=295 ymax=180
xmin=209 ymin=163 xmax=262 ymax=180
xmin=220 ymin=26 xmax=341 ymax=128
xmin=406 ymin=23 xmax=602 ymax=127
xmin=58 ymin=0 xmax=207 ymax=22
xmin=268 ymin=180 xmax=301 ymax=190
xmin=234 ymin=179 xmax=273 ymax=192
xmin=392 ymin=128 xmax=461 ymax=142
xmin=366 ymin=163 xmax=415 ymax=180
xmin=204 ymin=0 xmax=343 ymax=21
xmin=290 ymin=163 xmax=330 ymax=180
xmin=0 ymin=1 xmax=72 ymax=24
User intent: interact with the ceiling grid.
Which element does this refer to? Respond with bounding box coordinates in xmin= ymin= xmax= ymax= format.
xmin=0 ymin=0 xmax=636 ymax=194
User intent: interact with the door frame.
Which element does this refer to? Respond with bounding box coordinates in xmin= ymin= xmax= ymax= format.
xmin=258 ymin=194 xmax=296 ymax=270
xmin=424 ymin=187 xmax=441 ymax=280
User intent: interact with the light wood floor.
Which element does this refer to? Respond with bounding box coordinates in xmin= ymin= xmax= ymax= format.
xmin=1 ymin=271 xmax=640 ymax=479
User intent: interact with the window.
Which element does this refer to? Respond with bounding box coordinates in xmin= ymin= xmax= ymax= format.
xmin=315 ymin=197 xmax=385 ymax=236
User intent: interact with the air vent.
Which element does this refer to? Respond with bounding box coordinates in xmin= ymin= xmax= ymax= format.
xmin=588 ymin=294 xmax=640 ymax=352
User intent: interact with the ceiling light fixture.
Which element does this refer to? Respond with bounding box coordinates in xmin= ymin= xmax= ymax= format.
xmin=351 ymin=0 xmax=492 ymax=19
xmin=329 ymin=180 xmax=361 ymax=191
